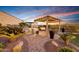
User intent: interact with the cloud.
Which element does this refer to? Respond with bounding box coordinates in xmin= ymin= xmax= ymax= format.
xmin=13 ymin=9 xmax=48 ymax=15
xmin=23 ymin=11 xmax=79 ymax=21
xmin=50 ymin=11 xmax=79 ymax=17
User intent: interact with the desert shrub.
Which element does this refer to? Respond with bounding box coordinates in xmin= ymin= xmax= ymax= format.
xmin=4 ymin=25 xmax=24 ymax=35
xmin=0 ymin=42 xmax=5 ymax=48
xmin=19 ymin=22 xmax=29 ymax=28
xmin=13 ymin=46 xmax=22 ymax=52
xmin=0 ymin=24 xmax=24 ymax=37
xmin=0 ymin=48 xmax=3 ymax=52
xmin=60 ymin=33 xmax=76 ymax=46
xmin=58 ymin=47 xmax=75 ymax=52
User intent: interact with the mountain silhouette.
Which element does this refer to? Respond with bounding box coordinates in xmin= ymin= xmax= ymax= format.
xmin=0 ymin=12 xmax=22 ymax=26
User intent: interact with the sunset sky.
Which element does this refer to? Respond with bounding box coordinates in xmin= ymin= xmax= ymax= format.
xmin=0 ymin=6 xmax=79 ymax=22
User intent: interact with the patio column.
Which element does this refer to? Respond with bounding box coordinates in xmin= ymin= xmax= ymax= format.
xmin=46 ymin=19 xmax=49 ymax=38
xmin=58 ymin=19 xmax=61 ymax=32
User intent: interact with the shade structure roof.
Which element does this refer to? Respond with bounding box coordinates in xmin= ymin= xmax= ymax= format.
xmin=34 ymin=15 xmax=65 ymax=25
xmin=34 ymin=15 xmax=61 ymax=22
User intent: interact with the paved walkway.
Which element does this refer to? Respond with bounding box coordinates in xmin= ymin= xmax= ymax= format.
xmin=21 ymin=31 xmax=79 ymax=52
xmin=21 ymin=31 xmax=60 ymax=52
xmin=23 ymin=34 xmax=50 ymax=52
xmin=4 ymin=31 xmax=79 ymax=52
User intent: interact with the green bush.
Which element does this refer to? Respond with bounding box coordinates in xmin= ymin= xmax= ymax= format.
xmin=0 ymin=24 xmax=25 ymax=36
xmin=0 ymin=42 xmax=5 ymax=48
xmin=58 ymin=47 xmax=75 ymax=52
xmin=60 ymin=33 xmax=76 ymax=46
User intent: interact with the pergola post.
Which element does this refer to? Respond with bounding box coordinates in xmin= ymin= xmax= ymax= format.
xmin=58 ymin=19 xmax=61 ymax=32
xmin=46 ymin=19 xmax=49 ymax=38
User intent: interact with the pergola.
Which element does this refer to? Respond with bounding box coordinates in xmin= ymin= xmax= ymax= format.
xmin=34 ymin=15 xmax=65 ymax=37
